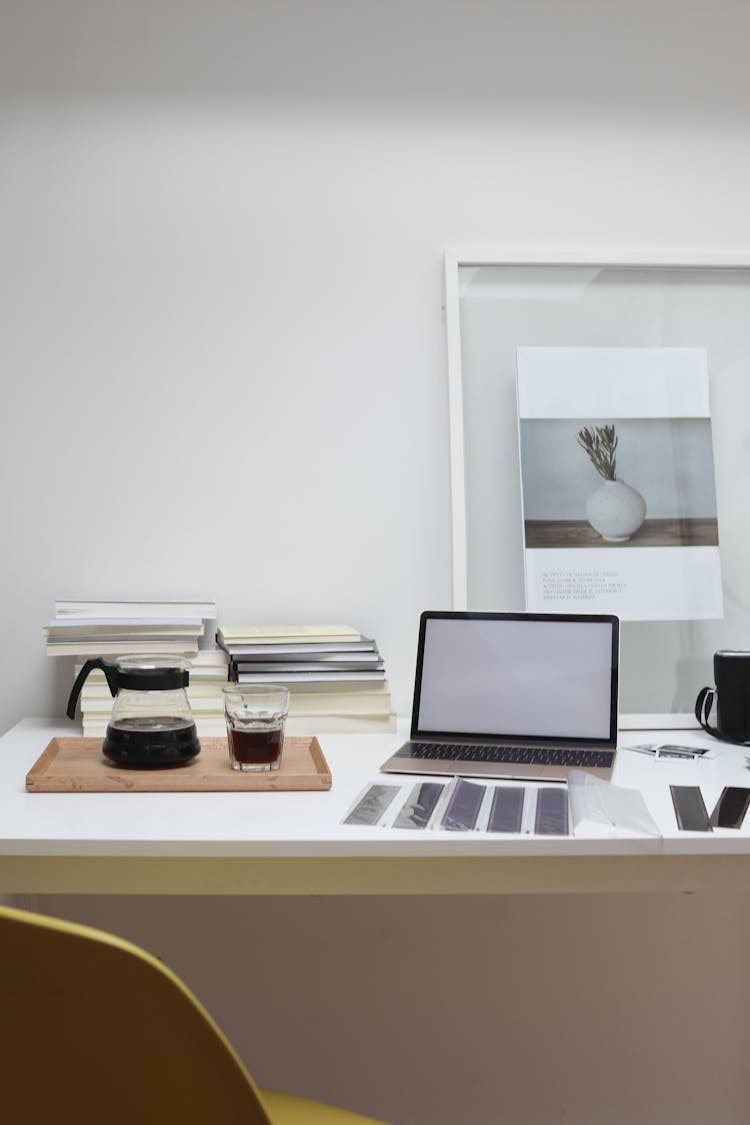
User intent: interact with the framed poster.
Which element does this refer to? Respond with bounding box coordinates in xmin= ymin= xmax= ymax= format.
xmin=444 ymin=251 xmax=750 ymax=716
xmin=517 ymin=345 xmax=722 ymax=621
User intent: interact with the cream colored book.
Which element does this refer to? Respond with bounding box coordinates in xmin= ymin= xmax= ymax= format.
xmin=189 ymin=650 xmax=230 ymax=666
xmin=217 ymin=625 xmax=360 ymax=645
xmin=45 ymin=622 xmax=205 ymax=638
xmin=284 ymin=714 xmax=397 ymax=735
xmin=287 ymin=684 xmax=391 ymax=715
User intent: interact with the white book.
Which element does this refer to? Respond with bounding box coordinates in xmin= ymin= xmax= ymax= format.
xmin=47 ymin=631 xmax=205 ymax=644
xmin=55 ymin=599 xmax=217 ymax=618
xmin=48 ymin=639 xmax=199 ymax=657
xmin=45 ymin=617 xmax=204 ymax=632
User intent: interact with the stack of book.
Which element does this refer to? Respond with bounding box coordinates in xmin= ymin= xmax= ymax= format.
xmin=216 ymin=624 xmax=396 ymax=734
xmin=44 ymin=598 xmax=218 ymax=657
xmin=45 ymin=599 xmax=228 ymax=738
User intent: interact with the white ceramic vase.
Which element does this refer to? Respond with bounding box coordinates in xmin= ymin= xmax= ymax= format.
xmin=585 ymin=478 xmax=646 ymax=542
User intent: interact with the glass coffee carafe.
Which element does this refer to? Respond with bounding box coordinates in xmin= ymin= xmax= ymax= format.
xmin=66 ymin=655 xmax=200 ymax=768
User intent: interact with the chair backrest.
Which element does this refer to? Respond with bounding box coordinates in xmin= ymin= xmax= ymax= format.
xmin=0 ymin=903 xmax=274 ymax=1125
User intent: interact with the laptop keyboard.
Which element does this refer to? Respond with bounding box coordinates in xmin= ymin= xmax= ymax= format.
xmin=396 ymin=742 xmax=614 ymax=769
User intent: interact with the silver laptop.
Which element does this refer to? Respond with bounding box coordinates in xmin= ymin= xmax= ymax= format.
xmin=381 ymin=611 xmax=619 ymax=782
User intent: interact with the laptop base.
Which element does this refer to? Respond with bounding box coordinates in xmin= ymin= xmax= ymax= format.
xmin=381 ymin=740 xmax=616 ymax=783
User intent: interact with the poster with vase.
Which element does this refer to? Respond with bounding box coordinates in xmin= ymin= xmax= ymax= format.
xmin=516 ymin=346 xmax=723 ymax=620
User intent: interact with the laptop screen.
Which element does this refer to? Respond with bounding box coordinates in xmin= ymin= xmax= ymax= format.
xmin=413 ymin=612 xmax=619 ymax=745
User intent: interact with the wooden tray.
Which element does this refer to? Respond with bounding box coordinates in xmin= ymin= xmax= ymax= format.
xmin=26 ymin=736 xmax=331 ymax=793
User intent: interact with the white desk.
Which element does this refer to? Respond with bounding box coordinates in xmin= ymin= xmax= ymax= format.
xmin=2 ymin=718 xmax=750 ymax=895
xmin=7 ymin=719 xmax=748 ymax=1125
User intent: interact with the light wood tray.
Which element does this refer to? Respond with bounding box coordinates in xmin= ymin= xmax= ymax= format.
xmin=26 ymin=736 xmax=331 ymax=793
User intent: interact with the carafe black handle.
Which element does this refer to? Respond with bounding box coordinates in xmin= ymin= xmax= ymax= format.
xmin=66 ymin=658 xmax=119 ymax=720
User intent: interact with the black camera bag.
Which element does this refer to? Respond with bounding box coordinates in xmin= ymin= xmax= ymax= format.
xmin=695 ymin=650 xmax=750 ymax=745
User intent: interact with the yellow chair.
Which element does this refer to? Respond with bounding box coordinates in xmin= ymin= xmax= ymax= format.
xmin=0 ymin=904 xmax=391 ymax=1125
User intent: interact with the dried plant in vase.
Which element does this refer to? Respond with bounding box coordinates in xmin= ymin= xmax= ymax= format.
xmin=575 ymin=422 xmax=646 ymax=542
xmin=576 ymin=424 xmax=618 ymax=481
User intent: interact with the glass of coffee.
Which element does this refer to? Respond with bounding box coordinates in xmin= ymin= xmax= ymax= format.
xmin=222 ymin=684 xmax=290 ymax=772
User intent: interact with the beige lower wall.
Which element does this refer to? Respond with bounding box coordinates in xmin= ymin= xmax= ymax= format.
xmin=14 ymin=892 xmax=750 ymax=1125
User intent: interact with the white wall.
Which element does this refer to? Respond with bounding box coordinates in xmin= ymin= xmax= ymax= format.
xmin=2 ymin=0 xmax=750 ymax=733
xmin=4 ymin=4 xmax=750 ymax=1125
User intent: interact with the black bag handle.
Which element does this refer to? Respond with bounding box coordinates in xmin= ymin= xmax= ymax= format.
xmin=695 ymin=685 xmax=750 ymax=746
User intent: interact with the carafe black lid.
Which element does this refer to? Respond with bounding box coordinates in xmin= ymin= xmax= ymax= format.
xmin=114 ymin=654 xmax=190 ymax=691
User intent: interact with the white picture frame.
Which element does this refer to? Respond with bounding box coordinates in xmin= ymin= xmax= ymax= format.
xmin=444 ymin=249 xmax=750 ymax=716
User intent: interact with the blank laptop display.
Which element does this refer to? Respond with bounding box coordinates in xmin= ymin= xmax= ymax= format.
xmin=380 ymin=611 xmax=619 ymax=782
